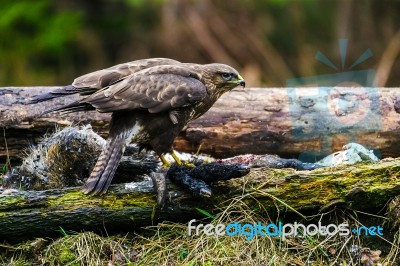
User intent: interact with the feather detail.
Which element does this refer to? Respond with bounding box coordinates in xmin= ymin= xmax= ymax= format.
xmin=81 ymin=135 xmax=126 ymax=194
xmin=169 ymin=111 xmax=179 ymax=124
xmin=29 ymin=85 xmax=81 ymax=104
xmin=82 ymin=114 xmax=140 ymax=194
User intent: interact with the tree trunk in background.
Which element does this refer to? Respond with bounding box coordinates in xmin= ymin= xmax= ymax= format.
xmin=376 ymin=29 xmax=400 ymax=87
xmin=1 ymin=86 xmax=400 ymax=162
xmin=336 ymin=0 xmax=352 ymax=40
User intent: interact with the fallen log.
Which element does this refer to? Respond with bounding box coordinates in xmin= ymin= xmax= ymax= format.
xmin=1 ymin=158 xmax=400 ymax=241
xmin=1 ymin=86 xmax=400 ymax=161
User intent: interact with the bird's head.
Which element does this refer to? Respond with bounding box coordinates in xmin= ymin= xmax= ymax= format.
xmin=202 ymin=63 xmax=245 ymax=95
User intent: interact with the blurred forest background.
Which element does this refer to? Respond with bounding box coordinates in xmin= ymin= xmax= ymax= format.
xmin=1 ymin=0 xmax=400 ymax=87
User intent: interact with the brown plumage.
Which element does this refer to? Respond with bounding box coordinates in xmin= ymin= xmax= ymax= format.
xmin=30 ymin=58 xmax=245 ymax=195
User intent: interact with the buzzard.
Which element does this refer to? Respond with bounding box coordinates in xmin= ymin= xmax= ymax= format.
xmin=30 ymin=58 xmax=245 ymax=195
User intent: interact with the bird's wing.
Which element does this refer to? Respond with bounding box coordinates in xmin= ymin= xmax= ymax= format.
xmin=81 ymin=65 xmax=207 ymax=113
xmin=72 ymin=58 xmax=181 ymax=89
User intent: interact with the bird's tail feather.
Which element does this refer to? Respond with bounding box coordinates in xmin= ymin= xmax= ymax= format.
xmin=81 ymin=136 xmax=126 ymax=194
xmin=82 ymin=113 xmax=139 ymax=195
xmin=42 ymin=102 xmax=95 ymax=115
xmin=29 ymin=84 xmax=96 ymax=115
xmin=29 ymin=85 xmax=98 ymax=105
xmin=29 ymin=85 xmax=79 ymax=104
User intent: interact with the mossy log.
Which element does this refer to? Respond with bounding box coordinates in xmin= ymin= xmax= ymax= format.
xmin=1 ymin=86 xmax=400 ymax=162
xmin=1 ymin=159 xmax=400 ymax=241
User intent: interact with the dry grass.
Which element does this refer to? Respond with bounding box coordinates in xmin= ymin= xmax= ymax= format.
xmin=44 ymin=232 xmax=125 ymax=265
xmin=133 ymin=197 xmax=293 ymax=265
xmin=1 ymin=193 xmax=399 ymax=266
xmin=131 ymin=194 xmax=398 ymax=266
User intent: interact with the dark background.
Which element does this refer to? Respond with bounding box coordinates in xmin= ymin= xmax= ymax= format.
xmin=1 ymin=0 xmax=399 ymax=87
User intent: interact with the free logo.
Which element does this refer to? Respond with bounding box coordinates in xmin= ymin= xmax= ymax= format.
xmin=188 ymin=219 xmax=383 ymax=241
xmin=286 ymin=39 xmax=380 ymax=162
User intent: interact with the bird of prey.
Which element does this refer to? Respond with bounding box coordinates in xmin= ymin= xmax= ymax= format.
xmin=30 ymin=58 xmax=245 ymax=195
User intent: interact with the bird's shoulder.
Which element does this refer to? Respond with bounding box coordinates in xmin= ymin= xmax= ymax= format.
xmin=82 ymin=64 xmax=209 ymax=113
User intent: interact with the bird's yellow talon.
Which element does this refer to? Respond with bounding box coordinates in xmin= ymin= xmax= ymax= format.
xmin=184 ymin=162 xmax=195 ymax=167
xmin=171 ymin=151 xmax=182 ymax=165
xmin=171 ymin=151 xmax=195 ymax=167
xmin=159 ymin=154 xmax=170 ymax=167
xmin=158 ymin=151 xmax=195 ymax=167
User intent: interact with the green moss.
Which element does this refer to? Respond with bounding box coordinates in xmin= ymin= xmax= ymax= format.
xmin=46 ymin=189 xmax=157 ymax=211
xmin=235 ymin=159 xmax=400 ymax=213
xmin=43 ymin=232 xmax=133 ymax=265
xmin=58 ymin=249 xmax=77 ymax=264
xmin=99 ymin=193 xmax=156 ymax=209
xmin=0 ymin=195 xmax=26 ymax=209
xmin=47 ymin=191 xmax=93 ymax=209
xmin=2 ymin=258 xmax=32 ymax=266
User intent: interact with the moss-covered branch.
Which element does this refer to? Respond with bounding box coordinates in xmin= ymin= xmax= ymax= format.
xmin=1 ymin=159 xmax=400 ymax=241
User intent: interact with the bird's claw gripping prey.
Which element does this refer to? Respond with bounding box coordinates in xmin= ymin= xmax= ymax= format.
xmin=29 ymin=58 xmax=245 ymax=195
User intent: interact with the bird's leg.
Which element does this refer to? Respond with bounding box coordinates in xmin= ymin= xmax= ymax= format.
xmin=158 ymin=151 xmax=194 ymax=167
xmin=159 ymin=154 xmax=171 ymax=168
xmin=171 ymin=150 xmax=195 ymax=167
xmin=170 ymin=151 xmax=183 ymax=165
xmin=159 ymin=151 xmax=183 ymax=167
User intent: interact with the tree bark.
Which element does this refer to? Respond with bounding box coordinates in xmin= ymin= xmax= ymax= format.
xmin=1 ymin=158 xmax=400 ymax=241
xmin=1 ymin=86 xmax=400 ymax=162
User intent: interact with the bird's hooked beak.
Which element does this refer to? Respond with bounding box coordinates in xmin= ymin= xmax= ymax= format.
xmin=237 ymin=74 xmax=246 ymax=87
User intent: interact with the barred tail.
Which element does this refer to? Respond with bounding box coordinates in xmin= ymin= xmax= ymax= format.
xmin=82 ymin=112 xmax=139 ymax=195
xmin=81 ymin=136 xmax=126 ymax=194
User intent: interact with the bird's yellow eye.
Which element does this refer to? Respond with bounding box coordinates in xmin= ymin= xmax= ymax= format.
xmin=221 ymin=72 xmax=232 ymax=80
